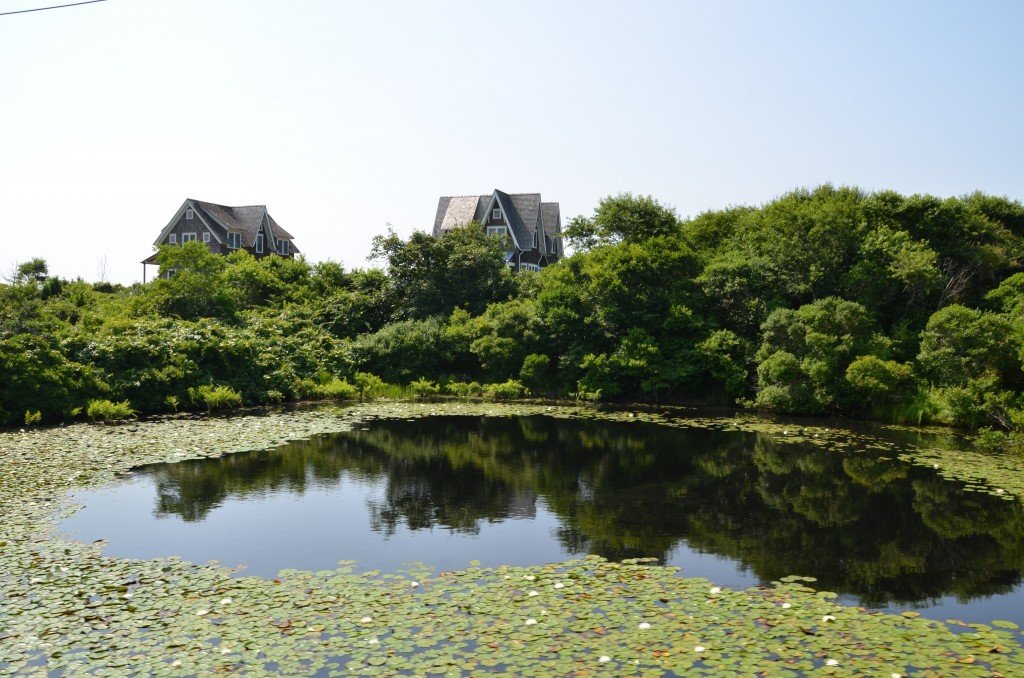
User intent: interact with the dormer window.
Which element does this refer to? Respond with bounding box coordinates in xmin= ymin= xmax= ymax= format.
xmin=255 ymin=233 xmax=264 ymax=253
xmin=486 ymin=225 xmax=507 ymax=237
xmin=186 ymin=209 xmax=194 ymax=220
xmin=492 ymin=209 xmax=502 ymax=220
xmin=227 ymin=232 xmax=242 ymax=249
xmin=277 ymin=239 xmax=289 ymax=255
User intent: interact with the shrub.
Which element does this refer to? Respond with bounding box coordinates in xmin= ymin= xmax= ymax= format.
xmin=86 ymin=399 xmax=136 ymax=421
xmin=519 ymin=354 xmax=551 ymax=391
xmin=24 ymin=410 xmax=42 ymax=426
xmin=165 ymin=395 xmax=180 ymax=412
xmin=483 ymin=379 xmax=529 ymax=400
xmin=311 ymin=377 xmax=358 ymax=400
xmin=353 ymin=372 xmax=387 ymax=398
xmin=409 ymin=378 xmax=440 ymax=398
xmin=188 ymin=385 xmax=243 ymax=412
xmin=446 ymin=381 xmax=483 ymax=397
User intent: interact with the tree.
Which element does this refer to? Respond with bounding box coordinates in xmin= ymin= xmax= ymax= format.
xmin=370 ymin=224 xmax=515 ymax=319
xmin=563 ymin=193 xmax=680 ymax=251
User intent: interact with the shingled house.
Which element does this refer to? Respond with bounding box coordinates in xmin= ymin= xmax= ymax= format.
xmin=433 ymin=190 xmax=562 ymax=272
xmin=142 ymin=199 xmax=297 ymax=280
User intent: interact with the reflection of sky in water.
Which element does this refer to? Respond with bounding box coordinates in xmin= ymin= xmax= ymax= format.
xmin=60 ymin=416 xmax=1024 ymax=627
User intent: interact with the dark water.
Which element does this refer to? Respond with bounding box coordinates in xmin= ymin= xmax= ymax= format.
xmin=61 ymin=415 xmax=1024 ymax=625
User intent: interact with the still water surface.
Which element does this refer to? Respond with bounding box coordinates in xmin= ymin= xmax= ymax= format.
xmin=61 ymin=414 xmax=1024 ymax=625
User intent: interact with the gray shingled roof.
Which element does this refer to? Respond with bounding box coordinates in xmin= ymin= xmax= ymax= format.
xmin=540 ymin=202 xmax=562 ymax=256
xmin=434 ymin=191 xmax=559 ymax=253
xmin=190 ymin=199 xmax=297 ymax=251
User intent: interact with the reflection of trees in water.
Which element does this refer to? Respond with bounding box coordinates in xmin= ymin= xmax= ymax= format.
xmin=144 ymin=415 xmax=1024 ymax=606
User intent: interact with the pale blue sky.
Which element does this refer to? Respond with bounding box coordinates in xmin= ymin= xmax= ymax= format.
xmin=1 ymin=0 xmax=1022 ymax=284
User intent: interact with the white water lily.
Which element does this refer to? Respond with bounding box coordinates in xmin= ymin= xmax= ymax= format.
xmin=822 ymin=614 xmax=836 ymax=622
xmin=360 ymin=616 xmax=373 ymax=623
xmin=825 ymin=658 xmax=839 ymax=666
xmin=709 ymin=586 xmax=722 ymax=594
xmin=523 ymin=575 xmax=536 ymax=581
xmin=933 ymin=463 xmax=939 ymax=469
xmin=891 ymin=674 xmax=902 ymax=678
xmin=781 ymin=602 xmax=791 ymax=609
xmin=638 ymin=622 xmax=651 ymax=630
xmin=996 ymin=489 xmax=1005 ymax=494
xmin=410 ymin=581 xmax=420 ymax=588
xmin=598 ymin=655 xmax=611 ymax=663
xmin=220 ymin=647 xmax=232 ymax=655
xmin=553 ymin=582 xmax=565 ymax=589
xmin=220 ymin=597 xmax=232 ymax=605
xmin=170 ymin=660 xmax=182 ymax=668
xmin=525 ymin=618 xmax=538 ymax=625
xmin=367 ymin=638 xmax=379 ymax=645
xmin=196 ymin=609 xmax=209 ymax=616
xmin=528 ymin=590 xmax=539 ymax=597
xmin=694 ymin=645 xmax=705 ymax=653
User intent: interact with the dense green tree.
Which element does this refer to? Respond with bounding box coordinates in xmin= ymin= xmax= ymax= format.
xmin=563 ymin=193 xmax=680 ymax=251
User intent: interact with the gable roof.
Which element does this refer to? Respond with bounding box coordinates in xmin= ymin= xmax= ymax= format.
xmin=151 ymin=199 xmax=297 ymax=253
xmin=540 ymin=202 xmax=562 ymax=256
xmin=433 ymin=190 xmax=559 ymax=253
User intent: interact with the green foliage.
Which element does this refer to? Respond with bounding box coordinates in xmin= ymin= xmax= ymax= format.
xmin=845 ymin=356 xmax=917 ymax=418
xmin=297 ymin=377 xmax=358 ymax=401
xmin=482 ymin=379 xmax=529 ymax=400
xmin=754 ymin=298 xmax=883 ymax=414
xmin=24 ymin=410 xmax=42 ymax=426
xmin=519 ymin=354 xmax=551 ymax=391
xmin=564 ymin=193 xmax=680 ymax=250
xmin=370 ymin=224 xmax=515 ymax=319
xmin=409 ymin=378 xmax=440 ymax=398
xmin=189 ymin=385 xmax=243 ymax=411
xmin=352 ymin=318 xmax=458 ymax=384
xmin=917 ymin=305 xmax=1020 ymax=386
xmin=353 ymin=372 xmax=387 ymax=398
xmin=446 ymin=381 xmax=483 ymax=397
xmin=86 ymin=399 xmax=136 ymax=421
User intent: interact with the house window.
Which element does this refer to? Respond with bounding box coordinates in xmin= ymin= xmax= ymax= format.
xmin=203 ymin=232 xmax=211 ymax=243
xmin=486 ymin=226 xmax=507 ymax=237
xmin=228 ymin=232 xmax=242 ymax=249
xmin=168 ymin=234 xmax=177 ymax=244
xmin=182 ymin=233 xmax=197 ymax=242
xmin=255 ymin=233 xmax=264 ymax=253
xmin=277 ymin=239 xmax=289 ymax=255
xmin=186 ymin=209 xmax=194 ymax=220
xmin=492 ymin=209 xmax=501 ymax=220
xmin=521 ymin=263 xmax=541 ymax=273
xmin=533 ymin=231 xmax=538 ymax=249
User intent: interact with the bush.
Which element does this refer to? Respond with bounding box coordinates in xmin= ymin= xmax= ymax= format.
xmin=353 ymin=372 xmax=386 ymax=398
xmin=409 ymin=378 xmax=440 ymax=398
xmin=483 ymin=379 xmax=529 ymax=400
xmin=24 ymin=410 xmax=42 ymax=426
xmin=446 ymin=381 xmax=483 ymax=397
xmin=165 ymin=395 xmax=180 ymax=412
xmin=519 ymin=354 xmax=551 ymax=391
xmin=301 ymin=377 xmax=357 ymax=401
xmin=188 ymin=385 xmax=243 ymax=412
xmin=86 ymin=399 xmax=136 ymax=421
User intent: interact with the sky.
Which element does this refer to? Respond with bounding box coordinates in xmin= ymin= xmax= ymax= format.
xmin=1 ymin=0 xmax=1023 ymax=284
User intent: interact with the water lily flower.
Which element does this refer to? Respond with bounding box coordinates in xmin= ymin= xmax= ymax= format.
xmin=220 ymin=597 xmax=232 ymax=605
xmin=694 ymin=645 xmax=705 ymax=653
xmin=553 ymin=582 xmax=565 ymax=589
xmin=525 ymin=618 xmax=538 ymax=625
xmin=781 ymin=603 xmax=791 ymax=609
xmin=822 ymin=615 xmax=836 ymax=622
xmin=410 ymin=581 xmax=420 ymax=588
xmin=367 ymin=638 xmax=379 ymax=645
xmin=220 ymin=647 xmax=232 ymax=655
xmin=638 ymin=622 xmax=651 ymax=630
xmin=598 ymin=655 xmax=611 ymax=663
xmin=196 ymin=609 xmax=209 ymax=616
xmin=360 ymin=616 xmax=373 ymax=623
xmin=523 ymin=575 xmax=536 ymax=581
xmin=709 ymin=586 xmax=721 ymax=595
xmin=825 ymin=658 xmax=839 ymax=666
xmin=528 ymin=590 xmax=539 ymax=597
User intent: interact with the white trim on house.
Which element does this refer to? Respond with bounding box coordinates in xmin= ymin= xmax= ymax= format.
xmin=486 ymin=225 xmax=508 ymax=237
xmin=227 ymin=232 xmax=242 ymax=249
xmin=276 ymin=238 xmax=290 ymax=255
xmin=255 ymin=232 xmax=264 ymax=253
xmin=152 ymin=200 xmax=225 ymax=246
xmin=492 ymin=208 xmax=502 ymax=220
xmin=168 ymin=233 xmax=177 ymax=244
xmin=203 ymin=232 xmax=211 ymax=243
xmin=479 ymin=192 xmax=521 ymax=250
xmin=186 ymin=209 xmax=194 ymax=220
xmin=182 ymin=232 xmax=198 ymax=242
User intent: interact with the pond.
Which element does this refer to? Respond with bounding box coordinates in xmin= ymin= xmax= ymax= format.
xmin=61 ymin=413 xmax=1024 ymax=626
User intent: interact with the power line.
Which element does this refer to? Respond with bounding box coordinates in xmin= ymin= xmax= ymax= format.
xmin=0 ymin=0 xmax=108 ymax=17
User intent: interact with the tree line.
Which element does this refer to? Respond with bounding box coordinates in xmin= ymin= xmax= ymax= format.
xmin=2 ymin=185 xmax=1023 ymax=446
